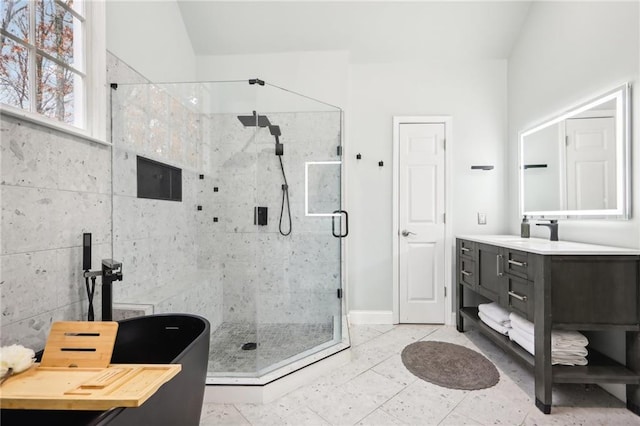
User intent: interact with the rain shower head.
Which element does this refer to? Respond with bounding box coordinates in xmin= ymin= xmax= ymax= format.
xmin=237 ymin=111 xmax=271 ymax=128
xmin=237 ymin=112 xmax=283 ymax=156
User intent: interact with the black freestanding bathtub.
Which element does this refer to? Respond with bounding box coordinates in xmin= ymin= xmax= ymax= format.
xmin=1 ymin=314 xmax=210 ymax=426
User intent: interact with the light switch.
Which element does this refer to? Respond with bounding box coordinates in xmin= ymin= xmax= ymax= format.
xmin=477 ymin=212 xmax=487 ymax=225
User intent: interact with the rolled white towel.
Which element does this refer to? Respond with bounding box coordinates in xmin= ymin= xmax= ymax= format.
xmin=552 ymin=354 xmax=588 ymax=366
xmin=509 ymin=328 xmax=589 ymax=365
xmin=509 ymin=312 xmax=534 ymax=336
xmin=478 ymin=311 xmax=511 ymax=336
xmin=552 ymin=330 xmax=589 ymax=348
xmin=478 ymin=302 xmax=511 ymax=326
xmin=553 ymin=347 xmax=588 ymax=357
xmin=509 ymin=327 xmax=535 ymax=356
xmin=509 ymin=328 xmax=587 ymax=365
xmin=510 ymin=313 xmax=588 ymax=349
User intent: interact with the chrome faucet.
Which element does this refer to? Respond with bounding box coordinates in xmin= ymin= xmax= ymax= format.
xmin=536 ymin=220 xmax=559 ymax=241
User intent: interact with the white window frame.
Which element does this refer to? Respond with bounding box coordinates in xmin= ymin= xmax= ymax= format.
xmin=0 ymin=0 xmax=107 ymax=144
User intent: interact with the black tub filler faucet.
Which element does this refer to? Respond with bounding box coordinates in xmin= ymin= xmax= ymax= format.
xmin=82 ymin=257 xmax=123 ymax=321
xmin=101 ymin=259 xmax=123 ymax=321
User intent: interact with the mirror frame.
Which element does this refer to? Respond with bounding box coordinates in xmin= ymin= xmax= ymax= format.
xmin=519 ymin=83 xmax=631 ymax=219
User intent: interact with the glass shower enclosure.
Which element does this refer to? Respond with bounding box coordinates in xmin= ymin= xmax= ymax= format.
xmin=110 ymin=80 xmax=344 ymax=380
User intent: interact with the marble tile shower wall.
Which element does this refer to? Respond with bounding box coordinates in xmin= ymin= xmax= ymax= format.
xmin=109 ymin=70 xmax=222 ymax=329
xmin=0 ymin=115 xmax=112 ymax=349
xmin=198 ymin=112 xmax=342 ymax=327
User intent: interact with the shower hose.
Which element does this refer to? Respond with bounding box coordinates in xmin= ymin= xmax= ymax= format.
xmin=278 ymin=155 xmax=292 ymax=236
xmin=84 ymin=274 xmax=96 ymax=321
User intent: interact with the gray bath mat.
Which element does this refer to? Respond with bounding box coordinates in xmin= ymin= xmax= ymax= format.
xmin=401 ymin=341 xmax=499 ymax=390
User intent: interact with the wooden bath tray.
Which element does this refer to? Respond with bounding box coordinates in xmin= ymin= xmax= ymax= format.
xmin=0 ymin=321 xmax=180 ymax=410
xmin=0 ymin=363 xmax=181 ymax=410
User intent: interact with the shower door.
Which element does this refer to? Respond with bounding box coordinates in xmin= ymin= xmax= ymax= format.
xmin=251 ymin=84 xmax=344 ymax=376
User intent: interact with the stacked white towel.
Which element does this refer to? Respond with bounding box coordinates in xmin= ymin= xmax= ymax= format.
xmin=478 ymin=302 xmax=512 ymax=336
xmin=508 ymin=312 xmax=589 ymax=366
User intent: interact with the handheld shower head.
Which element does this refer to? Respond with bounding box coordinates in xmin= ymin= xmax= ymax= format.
xmin=269 ymin=125 xmax=283 ymax=155
xmin=269 ymin=125 xmax=281 ymax=137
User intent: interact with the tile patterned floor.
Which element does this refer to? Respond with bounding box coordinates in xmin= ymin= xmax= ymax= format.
xmin=200 ymin=324 xmax=640 ymax=425
xmin=208 ymin=322 xmax=334 ymax=374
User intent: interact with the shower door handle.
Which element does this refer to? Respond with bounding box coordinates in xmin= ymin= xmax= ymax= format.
xmin=332 ymin=210 xmax=349 ymax=238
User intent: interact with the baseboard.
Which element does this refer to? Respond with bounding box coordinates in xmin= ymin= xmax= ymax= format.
xmin=448 ymin=311 xmax=456 ymax=326
xmin=348 ymin=310 xmax=393 ymax=325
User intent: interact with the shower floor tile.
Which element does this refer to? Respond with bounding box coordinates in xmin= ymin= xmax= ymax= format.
xmin=208 ymin=322 xmax=334 ymax=374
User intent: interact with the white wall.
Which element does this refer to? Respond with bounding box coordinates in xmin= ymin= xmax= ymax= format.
xmin=196 ymin=52 xmax=509 ymax=318
xmin=347 ymin=60 xmax=508 ymax=313
xmin=507 ymin=1 xmax=640 ymax=246
xmin=106 ymin=0 xmax=197 ymax=82
xmin=507 ymin=0 xmax=640 ymax=402
xmin=196 ymin=50 xmax=350 ymax=109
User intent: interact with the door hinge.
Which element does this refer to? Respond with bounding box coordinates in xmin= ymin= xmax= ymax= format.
xmin=337 ymin=288 xmax=342 ymax=299
xmin=444 ymin=287 xmax=447 ymax=297
xmin=443 ymin=213 xmax=446 ymax=224
xmin=565 ymin=135 xmax=569 ymax=146
xmin=337 ymin=146 xmax=342 ymax=156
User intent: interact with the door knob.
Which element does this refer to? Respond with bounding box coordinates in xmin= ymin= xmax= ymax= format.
xmin=401 ymin=230 xmax=416 ymax=237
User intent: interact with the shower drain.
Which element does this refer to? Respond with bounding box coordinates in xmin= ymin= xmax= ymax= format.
xmin=241 ymin=342 xmax=257 ymax=351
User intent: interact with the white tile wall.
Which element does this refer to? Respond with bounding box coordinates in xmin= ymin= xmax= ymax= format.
xmin=0 ymin=115 xmax=112 ymax=348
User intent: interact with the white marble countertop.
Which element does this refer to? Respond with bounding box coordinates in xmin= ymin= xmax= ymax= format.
xmin=456 ymin=235 xmax=640 ymax=255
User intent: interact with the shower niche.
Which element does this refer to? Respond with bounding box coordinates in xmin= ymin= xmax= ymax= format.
xmin=110 ymin=79 xmax=345 ymax=382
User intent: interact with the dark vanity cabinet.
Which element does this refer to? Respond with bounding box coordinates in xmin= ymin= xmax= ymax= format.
xmin=476 ymin=243 xmax=503 ymax=303
xmin=456 ymin=237 xmax=640 ymax=415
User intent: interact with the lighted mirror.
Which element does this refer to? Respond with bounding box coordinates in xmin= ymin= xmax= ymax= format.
xmin=519 ymin=83 xmax=630 ymax=219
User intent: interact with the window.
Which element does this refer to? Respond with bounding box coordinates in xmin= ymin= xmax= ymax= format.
xmin=0 ymin=0 xmax=105 ymax=139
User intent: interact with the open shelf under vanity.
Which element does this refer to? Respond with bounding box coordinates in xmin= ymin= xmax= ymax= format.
xmin=460 ymin=306 xmax=640 ymax=385
xmin=455 ymin=236 xmax=640 ymax=416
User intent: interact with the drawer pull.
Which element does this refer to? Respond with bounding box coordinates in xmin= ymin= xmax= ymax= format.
xmin=497 ymin=254 xmax=504 ymax=276
xmin=508 ymin=259 xmax=528 ymax=268
xmin=461 ymin=270 xmax=472 ymax=277
xmin=508 ymin=291 xmax=528 ymax=302
xmin=461 ymin=247 xmax=470 ymax=253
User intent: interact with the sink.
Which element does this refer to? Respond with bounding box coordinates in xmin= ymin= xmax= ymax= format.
xmin=458 ymin=235 xmax=640 ymax=255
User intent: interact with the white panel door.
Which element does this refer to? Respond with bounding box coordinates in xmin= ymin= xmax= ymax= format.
xmin=565 ymin=117 xmax=616 ymax=210
xmin=398 ymin=122 xmax=446 ymax=323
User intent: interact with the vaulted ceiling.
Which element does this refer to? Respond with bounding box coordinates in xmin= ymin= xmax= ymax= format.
xmin=177 ymin=1 xmax=533 ymax=62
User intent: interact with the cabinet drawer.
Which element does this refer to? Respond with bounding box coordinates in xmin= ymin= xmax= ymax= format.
xmin=458 ymin=240 xmax=476 ymax=260
xmin=505 ymin=249 xmax=530 ymax=280
xmin=507 ymin=276 xmax=534 ymax=321
xmin=459 ymin=258 xmax=476 ymax=288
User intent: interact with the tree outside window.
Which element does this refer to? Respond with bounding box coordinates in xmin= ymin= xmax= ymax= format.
xmin=1 ymin=0 xmax=85 ymax=128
